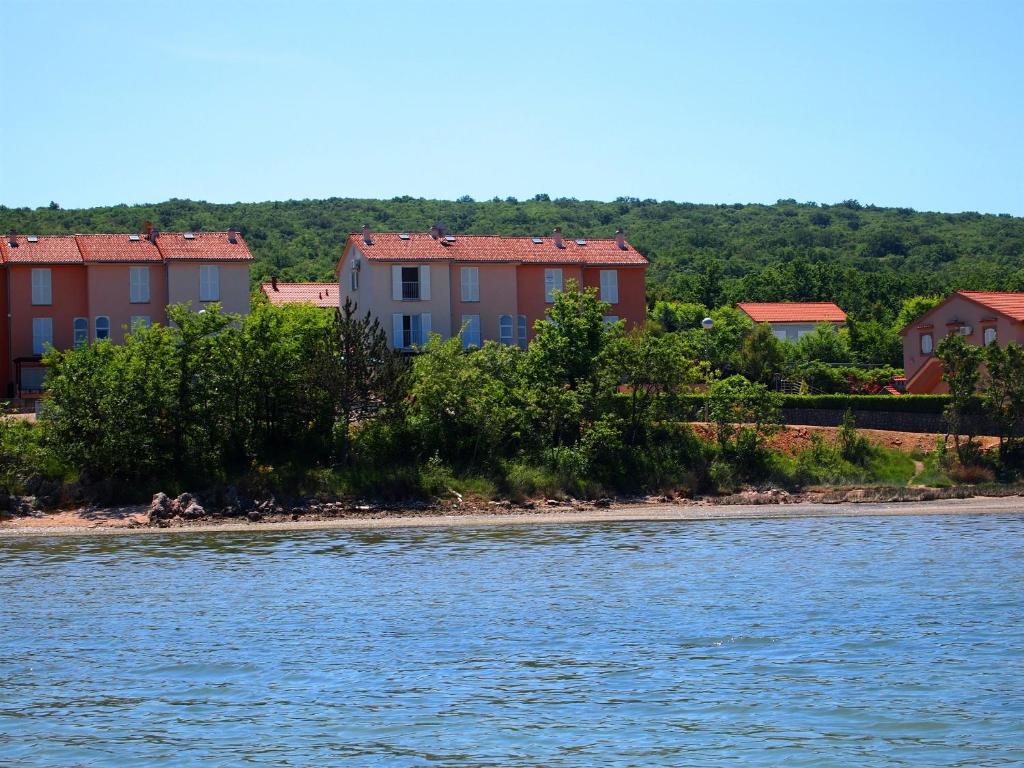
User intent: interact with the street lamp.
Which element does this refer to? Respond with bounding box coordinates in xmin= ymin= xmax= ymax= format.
xmin=700 ymin=318 xmax=714 ymax=422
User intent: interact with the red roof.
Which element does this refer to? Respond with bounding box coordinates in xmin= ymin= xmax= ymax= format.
xmin=956 ymin=291 xmax=1024 ymax=322
xmin=342 ymin=232 xmax=648 ymax=267
xmin=0 ymin=235 xmax=83 ymax=264
xmin=153 ymin=231 xmax=253 ymax=261
xmin=261 ymin=282 xmax=338 ymax=308
xmin=737 ymin=302 xmax=847 ymax=323
xmin=0 ymin=232 xmax=252 ymax=264
xmin=76 ymin=234 xmax=162 ymax=263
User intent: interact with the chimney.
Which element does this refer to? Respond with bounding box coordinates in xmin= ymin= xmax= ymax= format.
xmin=615 ymin=227 xmax=626 ymax=250
xmin=553 ymin=227 xmax=564 ymax=248
xmin=429 ymin=225 xmax=440 ymax=240
xmin=6 ymin=230 xmax=16 ymax=248
xmin=271 ymin=276 xmax=278 ymax=291
xmin=147 ymin=227 xmax=160 ymax=244
xmin=361 ymin=224 xmax=373 ymax=246
xmin=227 ymin=227 xmax=238 ymax=244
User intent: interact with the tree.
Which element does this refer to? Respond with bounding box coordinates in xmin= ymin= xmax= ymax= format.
xmin=738 ymin=323 xmax=785 ymax=384
xmin=789 ymin=324 xmax=853 ymax=365
xmin=315 ymin=298 xmax=406 ymax=462
xmin=982 ymin=342 xmax=1024 ymax=462
xmin=935 ymin=334 xmax=983 ymax=464
xmin=706 ymin=375 xmax=781 ymax=472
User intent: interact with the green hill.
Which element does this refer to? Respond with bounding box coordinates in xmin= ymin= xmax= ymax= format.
xmin=2 ymin=196 xmax=1022 ymax=323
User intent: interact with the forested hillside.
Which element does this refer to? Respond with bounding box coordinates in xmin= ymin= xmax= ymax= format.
xmin=2 ymin=196 xmax=1022 ymax=323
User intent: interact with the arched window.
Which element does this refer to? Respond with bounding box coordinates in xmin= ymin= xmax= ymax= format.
xmin=984 ymin=327 xmax=997 ymax=346
xmin=920 ymin=333 xmax=933 ymax=355
xmin=73 ymin=318 xmax=88 ymax=348
xmin=499 ymin=315 xmax=513 ymax=345
xmin=95 ymin=316 xmax=110 ymax=341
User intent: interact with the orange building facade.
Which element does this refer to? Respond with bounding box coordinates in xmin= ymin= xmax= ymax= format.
xmin=337 ymin=227 xmax=648 ymax=350
xmin=0 ymin=230 xmax=253 ymax=402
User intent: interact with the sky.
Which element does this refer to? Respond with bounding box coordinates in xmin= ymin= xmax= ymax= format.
xmin=1 ymin=0 xmax=1022 ymax=214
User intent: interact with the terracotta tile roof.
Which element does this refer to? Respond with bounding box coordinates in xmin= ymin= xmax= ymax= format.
xmin=0 ymin=235 xmax=83 ymax=264
xmin=956 ymin=291 xmax=1024 ymax=322
xmin=261 ymin=282 xmax=338 ymax=308
xmin=343 ymin=232 xmax=648 ymax=266
xmin=736 ymin=302 xmax=847 ymax=323
xmin=76 ymin=234 xmax=163 ymax=262
xmin=155 ymin=231 xmax=253 ymax=261
xmin=0 ymin=232 xmax=253 ymax=264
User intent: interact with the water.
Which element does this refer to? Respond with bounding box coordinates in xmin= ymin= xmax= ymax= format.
xmin=1 ymin=514 xmax=1023 ymax=767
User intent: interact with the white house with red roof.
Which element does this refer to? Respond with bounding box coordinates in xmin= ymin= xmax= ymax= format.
xmin=336 ymin=226 xmax=648 ymax=350
xmin=902 ymin=290 xmax=1024 ymax=394
xmin=736 ymin=302 xmax=847 ymax=341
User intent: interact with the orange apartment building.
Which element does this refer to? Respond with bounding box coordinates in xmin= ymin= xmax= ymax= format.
xmin=336 ymin=226 xmax=648 ymax=350
xmin=0 ymin=229 xmax=253 ymax=401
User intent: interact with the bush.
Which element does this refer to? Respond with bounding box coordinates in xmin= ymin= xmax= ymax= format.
xmin=947 ymin=463 xmax=996 ymax=485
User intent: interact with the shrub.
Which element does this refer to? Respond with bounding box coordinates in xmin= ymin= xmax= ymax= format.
xmin=948 ymin=463 xmax=996 ymax=485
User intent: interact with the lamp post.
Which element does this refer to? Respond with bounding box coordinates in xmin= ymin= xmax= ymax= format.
xmin=701 ymin=317 xmax=714 ymax=422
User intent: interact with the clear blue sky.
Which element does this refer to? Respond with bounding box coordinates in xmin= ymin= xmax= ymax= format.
xmin=2 ymin=0 xmax=1022 ymax=214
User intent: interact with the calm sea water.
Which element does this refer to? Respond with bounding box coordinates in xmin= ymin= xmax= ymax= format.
xmin=1 ymin=514 xmax=1023 ymax=767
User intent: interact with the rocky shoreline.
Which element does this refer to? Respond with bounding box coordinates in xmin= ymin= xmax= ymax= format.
xmin=4 ymin=482 xmax=1024 ymax=534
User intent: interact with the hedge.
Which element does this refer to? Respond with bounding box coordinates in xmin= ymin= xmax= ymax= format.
xmin=654 ymin=393 xmax=982 ymax=417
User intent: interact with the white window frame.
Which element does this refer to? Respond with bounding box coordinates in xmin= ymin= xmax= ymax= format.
xmin=461 ymin=314 xmax=481 ymax=349
xmin=544 ymin=268 xmax=563 ymax=303
xmin=460 ymin=267 xmax=480 ymax=302
xmin=31 ymin=268 xmax=52 ymax=305
xmin=95 ymin=315 xmax=111 ymax=341
xmin=73 ymin=317 xmax=88 ymax=348
xmin=199 ymin=265 xmax=220 ymax=302
xmin=32 ymin=317 xmax=53 ymax=354
xmin=599 ymin=270 xmax=619 ymax=304
xmin=920 ymin=333 xmax=933 ymax=355
xmin=129 ymin=266 xmax=150 ymax=303
xmin=392 ymin=313 xmax=431 ymax=350
xmin=499 ymin=314 xmax=514 ymax=345
xmin=517 ymin=314 xmax=528 ymax=349
xmin=983 ymin=326 xmax=997 ymax=346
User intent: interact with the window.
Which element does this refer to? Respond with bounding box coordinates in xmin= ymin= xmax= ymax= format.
xmin=392 ymin=313 xmax=431 ymax=349
xmin=772 ymin=329 xmax=788 ymax=342
xmin=603 ymin=315 xmax=620 ymax=325
xmin=984 ymin=326 xmax=997 ymax=346
xmin=401 ymin=266 xmax=420 ymax=300
xmin=129 ymin=266 xmax=150 ymax=303
xmin=130 ymin=316 xmax=151 ymax=332
xmin=460 ymin=267 xmax=480 ymax=302
xmin=31 ymin=268 xmax=52 ymax=305
xmin=544 ymin=268 xmax=563 ymax=303
xmin=73 ymin=317 xmax=88 ymax=348
xmin=199 ymin=265 xmax=220 ymax=301
xmin=461 ymin=315 xmax=481 ymax=348
xmin=391 ymin=265 xmax=430 ymax=301
xmin=95 ymin=316 xmax=110 ymax=341
xmin=517 ymin=314 xmax=528 ymax=349
xmin=32 ymin=317 xmax=53 ymax=354
xmin=350 ymin=269 xmax=359 ymax=291
xmin=21 ymin=367 xmax=45 ymax=394
xmin=499 ymin=314 xmax=514 ymax=345
xmin=920 ymin=333 xmax=933 ymax=355
xmin=599 ymin=270 xmax=619 ymax=304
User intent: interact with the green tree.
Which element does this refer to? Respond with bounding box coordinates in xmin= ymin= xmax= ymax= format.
xmin=706 ymin=375 xmax=781 ymax=474
xmin=935 ymin=334 xmax=983 ymax=464
xmin=982 ymin=342 xmax=1024 ymax=462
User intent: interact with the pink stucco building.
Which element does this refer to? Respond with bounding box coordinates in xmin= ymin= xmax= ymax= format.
xmin=902 ymin=290 xmax=1024 ymax=394
xmin=336 ymin=226 xmax=648 ymax=350
xmin=0 ymin=229 xmax=253 ymax=401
